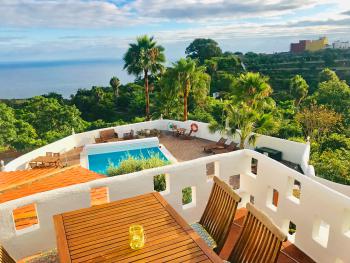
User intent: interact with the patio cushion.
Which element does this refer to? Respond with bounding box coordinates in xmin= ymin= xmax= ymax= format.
xmin=190 ymin=222 xmax=217 ymax=249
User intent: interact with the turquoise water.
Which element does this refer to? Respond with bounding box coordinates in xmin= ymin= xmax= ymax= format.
xmin=88 ymin=147 xmax=168 ymax=175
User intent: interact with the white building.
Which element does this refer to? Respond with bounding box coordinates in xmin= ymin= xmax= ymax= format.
xmin=332 ymin=40 xmax=350 ymax=49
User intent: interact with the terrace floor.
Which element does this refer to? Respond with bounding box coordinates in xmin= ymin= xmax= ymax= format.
xmin=159 ymin=133 xmax=213 ymax=162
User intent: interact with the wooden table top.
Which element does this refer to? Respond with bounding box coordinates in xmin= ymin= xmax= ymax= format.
xmin=53 ymin=192 xmax=222 ymax=263
xmin=30 ymin=156 xmax=60 ymax=163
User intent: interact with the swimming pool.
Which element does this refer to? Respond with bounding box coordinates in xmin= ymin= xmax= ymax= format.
xmin=88 ymin=146 xmax=168 ymax=175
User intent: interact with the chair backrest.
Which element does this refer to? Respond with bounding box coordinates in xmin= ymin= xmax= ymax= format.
xmin=0 ymin=245 xmax=16 ymax=263
xmin=217 ymin=137 xmax=227 ymax=146
xmin=53 ymin=152 xmax=60 ymax=157
xmin=100 ymin=129 xmax=115 ymax=140
xmin=199 ymin=176 xmax=241 ymax=253
xmin=46 ymin=152 xmax=53 ymax=157
xmin=228 ymin=203 xmax=287 ymax=263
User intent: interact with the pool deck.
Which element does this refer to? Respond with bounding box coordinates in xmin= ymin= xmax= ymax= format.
xmin=59 ymin=134 xmax=214 ymax=169
xmin=159 ymin=133 xmax=213 ymax=162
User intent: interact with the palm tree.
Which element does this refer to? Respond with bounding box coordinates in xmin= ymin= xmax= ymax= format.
xmin=110 ymin=77 xmax=121 ymax=97
xmin=171 ymin=58 xmax=210 ymax=121
xmin=123 ymin=35 xmax=165 ymax=119
xmin=289 ymin=75 xmax=309 ymax=107
xmin=233 ymin=72 xmax=273 ymax=109
xmin=209 ymin=102 xmax=276 ymax=149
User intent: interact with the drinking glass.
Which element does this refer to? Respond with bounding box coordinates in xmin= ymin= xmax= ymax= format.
xmin=129 ymin=224 xmax=145 ymax=250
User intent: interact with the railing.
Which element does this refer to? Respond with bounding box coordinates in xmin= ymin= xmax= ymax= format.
xmin=4 ymin=119 xmax=310 ymax=172
xmin=0 ymin=150 xmax=349 ymax=262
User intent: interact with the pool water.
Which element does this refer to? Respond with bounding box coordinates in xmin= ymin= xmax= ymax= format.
xmin=88 ymin=146 xmax=168 ymax=175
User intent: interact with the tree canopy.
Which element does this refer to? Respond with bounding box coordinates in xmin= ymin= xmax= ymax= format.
xmin=185 ymin=38 xmax=222 ymax=64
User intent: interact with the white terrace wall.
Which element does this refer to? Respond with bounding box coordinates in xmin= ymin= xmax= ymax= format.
xmin=4 ymin=119 xmax=310 ymax=173
xmin=0 ymin=150 xmax=349 ymax=262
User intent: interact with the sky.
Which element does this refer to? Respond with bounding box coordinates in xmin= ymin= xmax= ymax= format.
xmin=1 ymin=0 xmax=350 ymax=62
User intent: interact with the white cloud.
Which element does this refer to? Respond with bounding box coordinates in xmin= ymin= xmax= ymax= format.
xmin=1 ymin=0 xmax=348 ymax=28
xmin=1 ymin=0 xmax=350 ymax=60
xmin=0 ymin=0 xmax=137 ymax=28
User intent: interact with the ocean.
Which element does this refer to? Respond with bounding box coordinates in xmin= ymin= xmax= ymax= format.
xmin=0 ymin=59 xmax=133 ymax=99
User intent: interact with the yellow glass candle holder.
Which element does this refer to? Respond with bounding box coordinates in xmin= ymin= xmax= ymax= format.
xmin=129 ymin=224 xmax=145 ymax=250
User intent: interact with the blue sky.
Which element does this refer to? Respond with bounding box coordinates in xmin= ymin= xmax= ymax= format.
xmin=1 ymin=0 xmax=350 ymax=62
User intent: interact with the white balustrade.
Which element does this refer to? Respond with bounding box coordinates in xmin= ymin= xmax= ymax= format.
xmin=0 ymin=150 xmax=349 ymax=262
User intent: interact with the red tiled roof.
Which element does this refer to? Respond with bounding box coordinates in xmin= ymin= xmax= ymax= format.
xmin=0 ymin=166 xmax=105 ymax=204
xmin=0 ymin=168 xmax=58 ymax=192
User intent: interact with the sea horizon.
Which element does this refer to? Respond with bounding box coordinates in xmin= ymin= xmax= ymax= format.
xmin=0 ymin=58 xmax=134 ymax=99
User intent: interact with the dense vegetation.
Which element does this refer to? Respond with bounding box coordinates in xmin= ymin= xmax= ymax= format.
xmin=0 ymin=37 xmax=349 ymax=185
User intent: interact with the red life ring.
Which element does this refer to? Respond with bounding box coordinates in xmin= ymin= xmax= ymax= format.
xmin=190 ymin=123 xmax=199 ymax=132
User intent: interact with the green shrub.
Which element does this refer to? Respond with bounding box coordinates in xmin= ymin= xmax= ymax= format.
xmin=106 ymin=153 xmax=170 ymax=178
xmin=182 ymin=187 xmax=192 ymax=205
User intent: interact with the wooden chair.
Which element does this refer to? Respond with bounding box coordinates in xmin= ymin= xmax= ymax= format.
xmin=195 ymin=176 xmax=241 ymax=254
xmin=53 ymin=153 xmax=60 ymax=157
xmin=0 ymin=245 xmax=16 ymax=263
xmin=46 ymin=152 xmax=53 ymax=157
xmin=227 ymin=203 xmax=287 ymax=263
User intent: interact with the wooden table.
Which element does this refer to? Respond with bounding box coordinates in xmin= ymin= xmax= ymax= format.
xmin=54 ymin=192 xmax=222 ymax=263
xmin=29 ymin=156 xmax=61 ymax=167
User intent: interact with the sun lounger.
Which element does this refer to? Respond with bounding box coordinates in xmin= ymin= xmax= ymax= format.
xmin=212 ymin=142 xmax=239 ymax=154
xmin=204 ymin=138 xmax=227 ymax=153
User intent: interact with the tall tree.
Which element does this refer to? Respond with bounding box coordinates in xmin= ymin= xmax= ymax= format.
xmin=170 ymin=58 xmax=210 ymax=121
xmin=289 ymin=75 xmax=309 ymax=107
xmin=110 ymin=77 xmax=121 ymax=97
xmin=185 ymin=39 xmax=222 ymax=64
xmin=314 ymin=74 xmax=350 ymax=125
xmin=296 ymin=104 xmax=342 ymax=142
xmin=123 ymin=35 xmax=165 ymax=119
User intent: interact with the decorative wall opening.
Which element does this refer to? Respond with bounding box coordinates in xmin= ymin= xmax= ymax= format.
xmin=251 ymin=158 xmax=258 ymax=175
xmin=13 ymin=203 xmax=39 ymax=232
xmin=266 ymin=187 xmax=279 ymax=211
xmin=90 ymin=187 xmax=109 ymax=206
xmin=312 ymin=218 xmax=330 ymax=248
xmin=182 ymin=186 xmax=195 ymax=207
xmin=154 ymin=174 xmax=169 ymax=194
xmin=250 ymin=195 xmax=255 ymax=204
xmin=287 ymin=177 xmax=301 ymax=204
xmin=288 ymin=221 xmax=297 ymax=242
xmin=229 ymin=174 xmax=240 ymax=190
